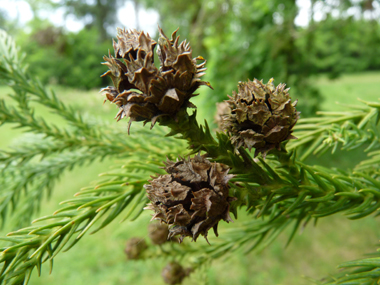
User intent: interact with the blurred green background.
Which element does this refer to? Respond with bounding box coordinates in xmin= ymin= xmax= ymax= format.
xmin=1 ymin=0 xmax=380 ymax=284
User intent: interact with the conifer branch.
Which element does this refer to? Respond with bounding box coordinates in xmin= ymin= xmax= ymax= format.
xmin=0 ymin=130 xmax=185 ymax=227
xmin=0 ymin=30 xmax=25 ymax=82
xmin=0 ymin=30 xmax=93 ymax=135
xmin=147 ymin=100 xmax=380 ymax=283
xmin=355 ymin=148 xmax=380 ymax=173
xmin=321 ymin=254 xmax=380 ymax=284
xmin=0 ymin=126 xmax=181 ymax=167
xmin=0 ymin=162 xmax=164 ymax=285
xmin=159 ymin=109 xmax=380 ymax=223
xmin=289 ymin=102 xmax=380 ymax=161
xmin=2 ymin=26 xmax=379 ymax=285
xmin=143 ymin=154 xmax=380 ymax=275
xmin=159 ymin=110 xmax=271 ymax=182
xmin=0 ymin=150 xmax=104 ymax=228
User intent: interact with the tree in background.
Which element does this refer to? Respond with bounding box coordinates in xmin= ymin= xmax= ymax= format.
xmin=15 ymin=20 xmax=110 ymax=89
xmin=10 ymin=0 xmax=119 ymax=89
xmin=2 ymin=0 xmax=124 ymax=88
xmin=2 ymin=0 xmax=380 ymax=112
xmin=24 ymin=0 xmax=122 ymax=41
xmin=298 ymin=16 xmax=380 ymax=78
xmin=0 ymin=10 xmax=7 ymax=31
xmin=0 ymin=8 xmax=19 ymax=35
xmin=58 ymin=0 xmax=120 ymax=41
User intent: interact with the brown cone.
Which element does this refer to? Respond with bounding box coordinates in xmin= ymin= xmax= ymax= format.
xmin=223 ymin=78 xmax=300 ymax=157
xmin=148 ymin=222 xmax=170 ymax=245
xmin=144 ymin=154 xmax=236 ymax=243
xmin=101 ymin=27 xmax=212 ymax=133
xmin=214 ymin=101 xmax=231 ymax=131
xmin=161 ymin=262 xmax=192 ymax=285
xmin=124 ymin=237 xmax=147 ymax=260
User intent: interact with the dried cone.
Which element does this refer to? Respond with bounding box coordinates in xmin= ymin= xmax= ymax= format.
xmin=101 ymin=27 xmax=212 ymax=133
xmin=161 ymin=262 xmax=192 ymax=285
xmin=124 ymin=237 xmax=147 ymax=260
xmin=148 ymin=222 xmax=170 ymax=245
xmin=223 ymin=78 xmax=300 ymax=157
xmin=214 ymin=101 xmax=231 ymax=131
xmin=144 ymin=154 xmax=236 ymax=243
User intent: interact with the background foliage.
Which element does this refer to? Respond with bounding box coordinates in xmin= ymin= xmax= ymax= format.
xmin=2 ymin=0 xmax=380 ymax=116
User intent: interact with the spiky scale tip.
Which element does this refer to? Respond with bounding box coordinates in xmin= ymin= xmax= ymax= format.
xmin=101 ymin=27 xmax=212 ymax=133
xmin=144 ymin=154 xmax=236 ymax=243
xmin=221 ymin=78 xmax=300 ymax=157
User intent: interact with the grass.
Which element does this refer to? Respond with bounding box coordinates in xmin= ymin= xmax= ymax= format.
xmin=317 ymin=71 xmax=380 ymax=111
xmin=1 ymin=71 xmax=380 ymax=285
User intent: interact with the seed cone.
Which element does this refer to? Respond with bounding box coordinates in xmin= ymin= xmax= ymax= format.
xmin=214 ymin=101 xmax=230 ymax=131
xmin=162 ymin=262 xmax=192 ymax=285
xmin=124 ymin=237 xmax=147 ymax=260
xmin=223 ymin=78 xmax=300 ymax=157
xmin=101 ymin=27 xmax=212 ymax=133
xmin=148 ymin=222 xmax=170 ymax=245
xmin=144 ymin=154 xmax=236 ymax=243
